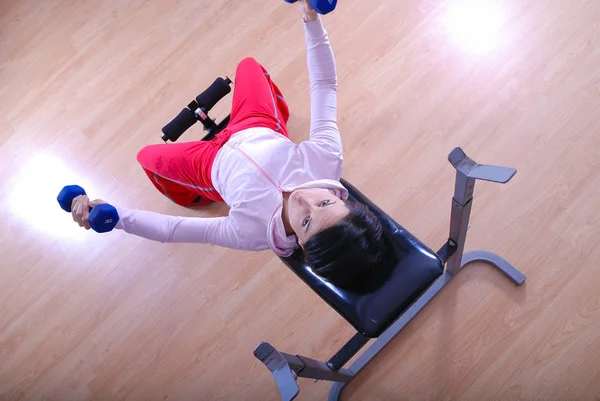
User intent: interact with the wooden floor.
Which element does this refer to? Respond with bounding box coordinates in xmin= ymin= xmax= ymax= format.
xmin=2 ymin=0 xmax=600 ymax=399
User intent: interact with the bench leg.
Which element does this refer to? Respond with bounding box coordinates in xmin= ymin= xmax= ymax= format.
xmin=461 ymin=251 xmax=526 ymax=285
xmin=254 ymin=343 xmax=300 ymax=401
xmin=446 ymin=147 xmax=522 ymax=280
xmin=254 ymin=342 xmax=355 ymax=401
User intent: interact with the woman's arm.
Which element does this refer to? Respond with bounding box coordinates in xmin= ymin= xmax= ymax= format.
xmin=114 ymin=207 xmax=244 ymax=248
xmin=302 ymin=3 xmax=342 ymax=157
xmin=70 ymin=194 xmax=244 ymax=248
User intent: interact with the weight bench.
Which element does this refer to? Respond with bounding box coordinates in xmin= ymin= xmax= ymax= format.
xmin=162 ymin=77 xmax=526 ymax=401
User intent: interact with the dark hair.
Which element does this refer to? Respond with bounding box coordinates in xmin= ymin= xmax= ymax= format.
xmin=303 ymin=201 xmax=389 ymax=289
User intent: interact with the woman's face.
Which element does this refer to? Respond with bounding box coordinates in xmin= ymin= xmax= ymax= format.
xmin=288 ymin=188 xmax=350 ymax=247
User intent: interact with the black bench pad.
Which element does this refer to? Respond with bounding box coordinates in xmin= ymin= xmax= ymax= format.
xmin=279 ymin=179 xmax=444 ymax=338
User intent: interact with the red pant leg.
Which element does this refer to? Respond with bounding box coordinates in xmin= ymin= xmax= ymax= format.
xmin=137 ymin=141 xmax=224 ymax=206
xmin=227 ymin=57 xmax=290 ymax=137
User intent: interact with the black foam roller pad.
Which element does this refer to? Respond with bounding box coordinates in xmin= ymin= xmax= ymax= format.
xmin=161 ymin=108 xmax=197 ymax=142
xmin=196 ymin=78 xmax=232 ymax=112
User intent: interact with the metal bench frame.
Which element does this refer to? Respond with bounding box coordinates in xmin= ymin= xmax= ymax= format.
xmin=253 ymin=147 xmax=526 ymax=401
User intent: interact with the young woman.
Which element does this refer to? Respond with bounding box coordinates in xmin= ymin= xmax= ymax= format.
xmin=71 ymin=0 xmax=387 ymax=287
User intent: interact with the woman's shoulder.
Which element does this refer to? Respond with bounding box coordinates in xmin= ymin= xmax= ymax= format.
xmin=297 ymin=140 xmax=344 ymax=180
xmin=225 ymin=195 xmax=297 ymax=255
xmin=299 ymin=138 xmax=343 ymax=159
xmin=226 ymin=202 xmax=273 ymax=250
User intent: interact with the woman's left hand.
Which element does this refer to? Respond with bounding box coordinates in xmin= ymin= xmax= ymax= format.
xmin=299 ymin=0 xmax=319 ymax=22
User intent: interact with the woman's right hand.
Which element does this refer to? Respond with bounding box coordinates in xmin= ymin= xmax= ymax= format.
xmin=71 ymin=195 xmax=108 ymax=230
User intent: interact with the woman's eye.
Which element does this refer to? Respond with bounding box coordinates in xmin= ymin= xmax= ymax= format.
xmin=302 ymin=217 xmax=310 ymax=227
xmin=320 ymin=200 xmax=330 ymax=206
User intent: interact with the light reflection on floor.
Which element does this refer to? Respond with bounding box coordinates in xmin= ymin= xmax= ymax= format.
xmin=441 ymin=0 xmax=509 ymax=55
xmin=7 ymin=152 xmax=101 ymax=242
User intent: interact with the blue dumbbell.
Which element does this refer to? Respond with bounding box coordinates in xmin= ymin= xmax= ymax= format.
xmin=284 ymin=0 xmax=337 ymax=15
xmin=57 ymin=185 xmax=119 ymax=233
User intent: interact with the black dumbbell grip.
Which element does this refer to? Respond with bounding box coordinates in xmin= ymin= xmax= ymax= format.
xmin=161 ymin=108 xmax=197 ymax=142
xmin=195 ymin=77 xmax=232 ymax=112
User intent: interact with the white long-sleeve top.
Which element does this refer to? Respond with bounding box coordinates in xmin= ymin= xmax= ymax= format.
xmin=114 ymin=17 xmax=348 ymax=257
